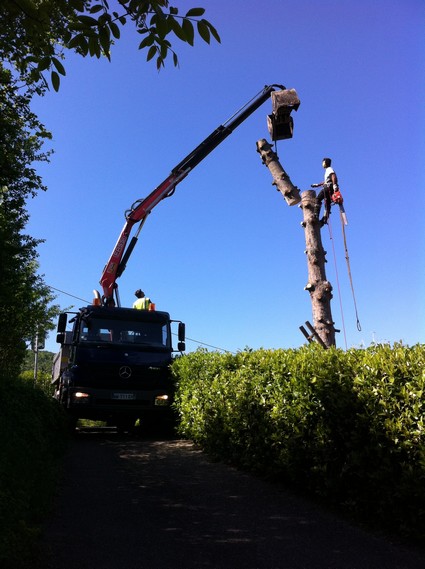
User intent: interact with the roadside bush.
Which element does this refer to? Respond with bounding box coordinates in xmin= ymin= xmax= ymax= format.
xmin=0 ymin=373 xmax=69 ymax=568
xmin=172 ymin=343 xmax=425 ymax=539
xmin=19 ymin=369 xmax=55 ymax=397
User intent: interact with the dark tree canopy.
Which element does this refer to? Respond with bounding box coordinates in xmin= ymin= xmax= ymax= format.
xmin=0 ymin=1 xmax=220 ymax=377
xmin=0 ymin=0 xmax=220 ymax=91
xmin=0 ymin=68 xmax=59 ymax=377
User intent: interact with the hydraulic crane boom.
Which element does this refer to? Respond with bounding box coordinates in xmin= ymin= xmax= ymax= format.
xmin=99 ymin=84 xmax=300 ymax=305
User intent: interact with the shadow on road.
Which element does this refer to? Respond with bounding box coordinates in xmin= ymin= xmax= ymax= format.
xmin=40 ymin=431 xmax=425 ymax=569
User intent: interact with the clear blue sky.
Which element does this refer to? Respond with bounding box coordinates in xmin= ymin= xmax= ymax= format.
xmin=28 ymin=0 xmax=424 ymax=354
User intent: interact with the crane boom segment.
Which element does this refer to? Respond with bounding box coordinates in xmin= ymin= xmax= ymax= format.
xmin=99 ymin=84 xmax=299 ymax=305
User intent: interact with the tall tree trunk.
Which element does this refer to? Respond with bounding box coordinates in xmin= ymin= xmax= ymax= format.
xmin=300 ymin=190 xmax=336 ymax=347
xmin=256 ymin=141 xmax=336 ymax=347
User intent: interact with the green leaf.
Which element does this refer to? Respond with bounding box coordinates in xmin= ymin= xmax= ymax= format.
xmin=37 ymin=57 xmax=51 ymax=72
xmin=109 ymin=22 xmax=121 ymax=39
xmin=155 ymin=14 xmax=167 ymax=38
xmin=91 ymin=35 xmax=102 ymax=57
xmin=69 ymin=0 xmax=85 ymax=10
xmin=171 ymin=18 xmax=186 ymax=42
xmin=197 ymin=20 xmax=210 ymax=44
xmin=51 ymin=71 xmax=60 ymax=92
xmin=99 ymin=26 xmax=111 ymax=58
xmin=67 ymin=34 xmax=83 ymax=50
xmin=185 ymin=8 xmax=205 ymax=18
xmin=139 ymin=35 xmax=155 ymax=49
xmin=206 ymin=21 xmax=221 ymax=43
xmin=78 ymin=15 xmax=99 ymax=27
xmin=68 ymin=23 xmax=88 ymax=32
xmin=112 ymin=10 xmax=127 ymax=25
xmin=182 ymin=19 xmax=194 ymax=46
xmin=69 ymin=34 xmax=89 ymax=56
xmin=160 ymin=41 xmax=168 ymax=59
xmin=89 ymin=4 xmax=104 ymax=13
xmin=63 ymin=29 xmax=72 ymax=44
xmin=147 ymin=45 xmax=157 ymax=61
xmin=51 ymin=57 xmax=66 ymax=76
xmin=98 ymin=12 xmax=112 ymax=26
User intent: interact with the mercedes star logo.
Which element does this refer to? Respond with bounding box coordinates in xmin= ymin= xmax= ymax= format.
xmin=119 ymin=366 xmax=132 ymax=379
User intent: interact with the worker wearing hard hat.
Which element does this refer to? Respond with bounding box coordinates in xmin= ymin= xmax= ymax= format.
xmin=133 ymin=289 xmax=152 ymax=310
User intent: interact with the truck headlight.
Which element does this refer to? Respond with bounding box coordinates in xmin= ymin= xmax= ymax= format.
xmin=155 ymin=394 xmax=169 ymax=406
xmin=72 ymin=391 xmax=90 ymax=403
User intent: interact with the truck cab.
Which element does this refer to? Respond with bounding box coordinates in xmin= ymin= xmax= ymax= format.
xmin=52 ymin=306 xmax=185 ymax=430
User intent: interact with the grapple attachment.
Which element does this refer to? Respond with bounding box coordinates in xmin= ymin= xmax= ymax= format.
xmin=267 ymin=88 xmax=300 ymax=141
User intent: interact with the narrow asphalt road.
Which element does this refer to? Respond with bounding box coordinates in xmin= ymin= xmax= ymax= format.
xmin=40 ymin=429 xmax=425 ymax=569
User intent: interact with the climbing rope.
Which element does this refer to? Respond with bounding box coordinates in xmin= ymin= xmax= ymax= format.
xmin=327 ymin=215 xmax=348 ymax=349
xmin=339 ymin=211 xmax=362 ymax=331
xmin=327 ymin=206 xmax=362 ymax=343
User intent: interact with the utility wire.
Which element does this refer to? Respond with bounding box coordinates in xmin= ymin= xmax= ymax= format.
xmin=48 ymin=285 xmax=233 ymax=353
xmin=184 ymin=336 xmax=234 ymax=354
xmin=49 ymin=286 xmax=91 ymax=304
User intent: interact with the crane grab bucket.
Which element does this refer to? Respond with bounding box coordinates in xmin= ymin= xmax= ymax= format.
xmin=267 ymin=88 xmax=300 ymax=141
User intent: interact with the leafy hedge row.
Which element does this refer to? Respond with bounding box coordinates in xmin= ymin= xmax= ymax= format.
xmin=0 ymin=374 xmax=69 ymax=568
xmin=172 ymin=343 xmax=425 ymax=539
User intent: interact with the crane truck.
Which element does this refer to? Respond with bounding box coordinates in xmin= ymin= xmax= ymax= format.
xmin=52 ymin=84 xmax=300 ymax=431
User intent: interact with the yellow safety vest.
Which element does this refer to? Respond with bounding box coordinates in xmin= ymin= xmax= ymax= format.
xmin=133 ymin=297 xmax=151 ymax=310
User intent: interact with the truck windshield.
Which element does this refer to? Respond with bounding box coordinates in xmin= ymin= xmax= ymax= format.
xmin=79 ymin=318 xmax=170 ymax=349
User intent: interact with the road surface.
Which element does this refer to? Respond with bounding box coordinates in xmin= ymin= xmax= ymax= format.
xmin=40 ymin=429 xmax=425 ymax=569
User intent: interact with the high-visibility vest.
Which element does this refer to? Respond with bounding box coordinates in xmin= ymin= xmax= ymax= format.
xmin=133 ymin=297 xmax=151 ymax=310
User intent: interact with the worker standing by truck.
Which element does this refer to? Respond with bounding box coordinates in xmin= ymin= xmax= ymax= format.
xmin=133 ymin=289 xmax=152 ymax=310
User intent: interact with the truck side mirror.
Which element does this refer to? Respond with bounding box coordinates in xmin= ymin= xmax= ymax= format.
xmin=178 ymin=322 xmax=186 ymax=352
xmin=178 ymin=322 xmax=185 ymax=342
xmin=57 ymin=313 xmax=68 ymax=333
xmin=56 ymin=332 xmax=65 ymax=345
xmin=56 ymin=313 xmax=68 ymax=344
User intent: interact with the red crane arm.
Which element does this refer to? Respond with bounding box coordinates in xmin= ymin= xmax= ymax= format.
xmin=99 ymin=84 xmax=299 ymax=305
xmin=100 ymin=170 xmax=189 ymax=303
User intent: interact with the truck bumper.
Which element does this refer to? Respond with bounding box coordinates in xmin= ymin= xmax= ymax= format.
xmin=66 ymin=387 xmax=174 ymax=422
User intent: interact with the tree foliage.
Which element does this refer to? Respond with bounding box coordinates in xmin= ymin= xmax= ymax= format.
xmin=0 ymin=0 xmax=220 ymax=91
xmin=0 ymin=1 xmax=220 ymax=377
xmin=0 ymin=67 xmax=59 ymax=378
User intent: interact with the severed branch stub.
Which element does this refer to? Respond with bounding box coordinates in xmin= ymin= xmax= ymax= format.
xmin=256 ymin=139 xmax=301 ymax=206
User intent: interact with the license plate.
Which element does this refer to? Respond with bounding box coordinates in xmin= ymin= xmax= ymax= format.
xmin=112 ymin=393 xmax=135 ymax=400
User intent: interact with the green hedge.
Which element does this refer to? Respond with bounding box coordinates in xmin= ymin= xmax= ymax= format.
xmin=0 ymin=374 xmax=69 ymax=568
xmin=172 ymin=343 xmax=425 ymax=538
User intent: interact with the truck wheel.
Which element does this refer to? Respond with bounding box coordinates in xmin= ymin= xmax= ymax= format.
xmin=116 ymin=418 xmax=136 ymax=435
xmin=67 ymin=415 xmax=78 ymax=433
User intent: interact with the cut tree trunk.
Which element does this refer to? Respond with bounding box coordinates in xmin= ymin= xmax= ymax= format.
xmin=255 ymin=142 xmax=336 ymax=348
xmin=300 ymin=190 xmax=336 ymax=348
xmin=256 ymin=139 xmax=301 ymax=206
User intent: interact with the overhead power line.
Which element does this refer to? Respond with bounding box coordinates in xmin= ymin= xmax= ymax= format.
xmin=185 ymin=337 xmax=234 ymax=354
xmin=49 ymin=286 xmax=91 ymax=304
